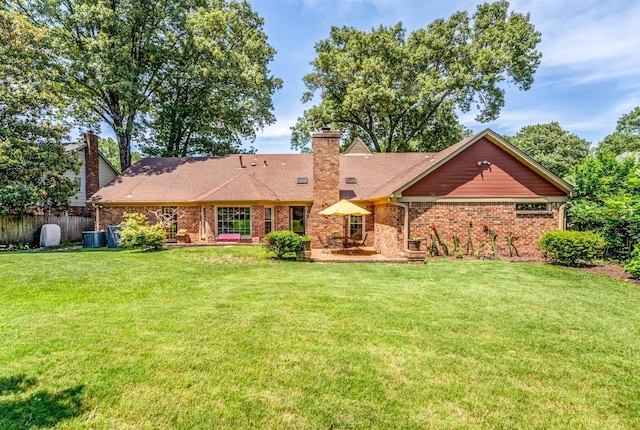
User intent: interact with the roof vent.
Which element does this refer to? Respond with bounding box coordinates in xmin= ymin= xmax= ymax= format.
xmin=345 ymin=177 xmax=357 ymax=184
xmin=296 ymin=177 xmax=308 ymax=184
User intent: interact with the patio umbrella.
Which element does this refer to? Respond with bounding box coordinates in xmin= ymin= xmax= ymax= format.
xmin=319 ymin=200 xmax=370 ymax=244
xmin=319 ymin=199 xmax=371 ymax=216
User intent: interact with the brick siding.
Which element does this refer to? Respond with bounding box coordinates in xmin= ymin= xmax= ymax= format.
xmin=99 ymin=205 xmax=202 ymax=240
xmin=307 ymin=128 xmax=343 ymax=248
xmin=84 ymin=132 xmax=100 ymax=216
xmin=374 ymin=203 xmax=402 ymax=257
xmin=407 ymin=202 xmax=561 ymax=257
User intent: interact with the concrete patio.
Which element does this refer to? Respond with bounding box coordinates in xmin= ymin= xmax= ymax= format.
xmin=310 ymin=246 xmax=408 ymax=263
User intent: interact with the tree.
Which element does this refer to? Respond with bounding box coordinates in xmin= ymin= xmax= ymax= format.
xmin=140 ymin=1 xmax=281 ymax=157
xmin=291 ymin=1 xmax=541 ymax=152
xmin=99 ymin=138 xmax=140 ymax=172
xmin=598 ymin=107 xmax=640 ymax=155
xmin=568 ymin=151 xmax=640 ymax=259
xmin=506 ymin=122 xmax=591 ymax=179
xmin=13 ymin=0 xmax=279 ymax=170
xmin=0 ymin=9 xmax=80 ymax=215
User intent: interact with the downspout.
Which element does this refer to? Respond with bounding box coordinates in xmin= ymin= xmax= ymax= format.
xmin=94 ymin=204 xmax=100 ymax=231
xmin=558 ymin=203 xmax=567 ymax=230
xmin=389 ymin=197 xmax=409 ymax=252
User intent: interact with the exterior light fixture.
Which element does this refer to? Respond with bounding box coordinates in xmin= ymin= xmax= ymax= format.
xmin=477 ymin=160 xmax=491 ymax=166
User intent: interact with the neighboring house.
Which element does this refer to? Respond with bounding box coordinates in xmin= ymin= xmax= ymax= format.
xmin=90 ymin=128 xmax=572 ymax=257
xmin=64 ymin=132 xmax=119 ymax=217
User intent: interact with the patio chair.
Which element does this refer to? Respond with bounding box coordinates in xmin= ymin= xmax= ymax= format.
xmin=356 ymin=233 xmax=368 ymax=247
xmin=318 ymin=235 xmax=339 ymax=253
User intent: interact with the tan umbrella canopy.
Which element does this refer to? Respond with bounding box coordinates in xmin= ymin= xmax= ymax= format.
xmin=319 ymin=199 xmax=371 ymax=216
xmin=319 ymin=200 xmax=370 ymax=244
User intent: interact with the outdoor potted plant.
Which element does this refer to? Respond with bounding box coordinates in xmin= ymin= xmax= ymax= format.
xmin=301 ymin=234 xmax=312 ymax=251
xmin=409 ymin=236 xmax=423 ymax=251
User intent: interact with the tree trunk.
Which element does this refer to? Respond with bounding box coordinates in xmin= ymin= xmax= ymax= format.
xmin=116 ymin=131 xmax=132 ymax=171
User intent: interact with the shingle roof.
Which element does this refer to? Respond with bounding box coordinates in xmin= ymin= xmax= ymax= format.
xmin=91 ymin=150 xmax=441 ymax=203
xmin=90 ymin=129 xmax=571 ymax=204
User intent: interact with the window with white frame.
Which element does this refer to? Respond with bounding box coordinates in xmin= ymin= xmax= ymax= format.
xmin=217 ymin=206 xmax=251 ymax=236
xmin=349 ymin=215 xmax=364 ymax=239
xmin=264 ymin=207 xmax=273 ymax=234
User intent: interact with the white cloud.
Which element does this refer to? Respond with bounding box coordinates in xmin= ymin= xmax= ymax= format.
xmin=513 ymin=0 xmax=640 ymax=83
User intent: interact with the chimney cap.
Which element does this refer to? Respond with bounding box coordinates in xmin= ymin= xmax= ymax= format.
xmin=321 ymin=126 xmax=331 ymax=133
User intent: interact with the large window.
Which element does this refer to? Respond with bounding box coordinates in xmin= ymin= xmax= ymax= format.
xmin=217 ymin=207 xmax=251 ymax=236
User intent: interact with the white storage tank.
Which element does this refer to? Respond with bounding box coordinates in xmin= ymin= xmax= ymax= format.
xmin=40 ymin=224 xmax=61 ymax=247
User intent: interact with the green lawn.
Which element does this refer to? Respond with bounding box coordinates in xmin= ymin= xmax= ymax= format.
xmin=1 ymin=247 xmax=639 ymax=429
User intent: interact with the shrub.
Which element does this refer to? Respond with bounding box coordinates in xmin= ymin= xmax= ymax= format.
xmin=624 ymin=245 xmax=640 ymax=279
xmin=118 ymin=212 xmax=166 ymax=251
xmin=262 ymin=230 xmax=303 ymax=259
xmin=538 ymin=230 xmax=605 ymax=267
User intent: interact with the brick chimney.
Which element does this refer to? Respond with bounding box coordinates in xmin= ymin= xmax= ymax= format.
xmin=83 ymin=131 xmax=100 ymax=215
xmin=307 ymin=126 xmax=342 ymax=247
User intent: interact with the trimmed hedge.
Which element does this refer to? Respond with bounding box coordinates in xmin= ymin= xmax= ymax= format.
xmin=538 ymin=230 xmax=604 ymax=267
xmin=118 ymin=212 xmax=166 ymax=251
xmin=262 ymin=230 xmax=303 ymax=259
xmin=624 ymin=245 xmax=640 ymax=279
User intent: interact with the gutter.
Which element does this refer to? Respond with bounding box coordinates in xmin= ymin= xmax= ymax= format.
xmin=389 ymin=197 xmax=409 ymax=252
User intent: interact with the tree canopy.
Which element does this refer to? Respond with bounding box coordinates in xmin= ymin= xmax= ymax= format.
xmin=140 ymin=1 xmax=281 ymax=157
xmin=598 ymin=107 xmax=640 ymax=156
xmin=568 ymin=151 xmax=640 ymax=259
xmin=12 ymin=0 xmax=280 ymax=169
xmin=0 ymin=9 xmax=79 ymax=215
xmin=99 ymin=138 xmax=140 ymax=172
xmin=507 ymin=122 xmax=591 ymax=179
xmin=291 ymin=1 xmax=541 ymax=153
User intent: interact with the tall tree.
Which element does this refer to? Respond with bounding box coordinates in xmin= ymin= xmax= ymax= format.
xmin=598 ymin=107 xmax=640 ymax=155
xmin=507 ymin=122 xmax=591 ymax=179
xmin=291 ymin=1 xmax=541 ymax=152
xmin=140 ymin=1 xmax=281 ymax=157
xmin=13 ymin=0 xmax=279 ymax=169
xmin=98 ymin=137 xmax=140 ymax=171
xmin=568 ymin=151 xmax=640 ymax=259
xmin=0 ymin=9 xmax=79 ymax=215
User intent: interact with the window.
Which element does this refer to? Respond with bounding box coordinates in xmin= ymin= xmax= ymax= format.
xmin=345 ymin=177 xmax=357 ymax=184
xmin=516 ymin=203 xmax=549 ymax=212
xmin=264 ymin=207 xmax=273 ymax=234
xmin=217 ymin=207 xmax=251 ymax=237
xmin=349 ymin=215 xmax=364 ymax=239
xmin=201 ymin=207 xmax=207 ymax=238
xmin=296 ymin=177 xmax=308 ymax=184
xmin=290 ymin=206 xmax=305 ymax=234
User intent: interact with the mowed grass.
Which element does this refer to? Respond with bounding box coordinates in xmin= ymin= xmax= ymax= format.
xmin=1 ymin=247 xmax=639 ymax=429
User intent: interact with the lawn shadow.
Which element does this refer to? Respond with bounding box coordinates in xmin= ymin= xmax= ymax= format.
xmin=0 ymin=375 xmax=85 ymax=429
xmin=0 ymin=374 xmax=37 ymax=396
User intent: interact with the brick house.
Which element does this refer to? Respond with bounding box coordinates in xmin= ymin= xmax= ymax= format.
xmin=89 ymin=128 xmax=572 ymax=257
xmin=64 ymin=132 xmax=119 ymax=217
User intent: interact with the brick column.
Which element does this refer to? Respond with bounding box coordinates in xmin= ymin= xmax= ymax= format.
xmin=84 ymin=131 xmax=100 ymax=216
xmin=307 ymin=126 xmax=343 ymax=248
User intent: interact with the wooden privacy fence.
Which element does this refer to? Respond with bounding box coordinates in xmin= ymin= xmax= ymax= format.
xmin=0 ymin=215 xmax=95 ymax=245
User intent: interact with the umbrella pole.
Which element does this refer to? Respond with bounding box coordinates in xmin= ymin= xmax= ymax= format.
xmin=344 ymin=215 xmax=348 ymax=246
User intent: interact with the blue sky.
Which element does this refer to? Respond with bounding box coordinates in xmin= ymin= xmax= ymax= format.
xmin=245 ymin=0 xmax=640 ymax=153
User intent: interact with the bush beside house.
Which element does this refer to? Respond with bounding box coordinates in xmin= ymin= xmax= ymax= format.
xmin=625 ymin=245 xmax=640 ymax=279
xmin=118 ymin=212 xmax=166 ymax=251
xmin=262 ymin=230 xmax=303 ymax=259
xmin=538 ymin=230 xmax=605 ymax=267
